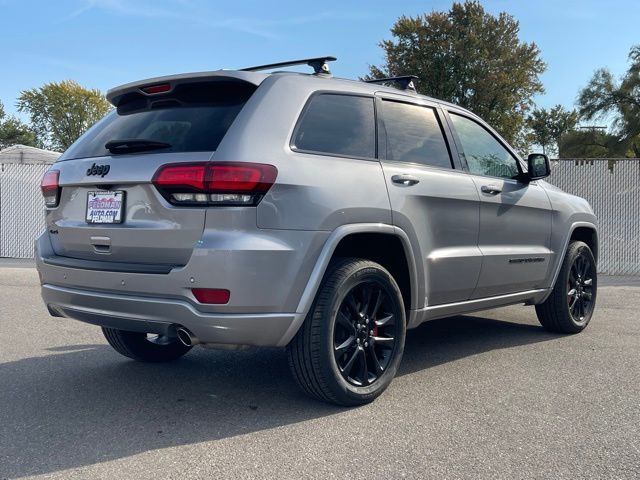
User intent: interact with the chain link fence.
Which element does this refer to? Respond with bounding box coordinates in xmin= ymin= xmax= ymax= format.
xmin=0 ymin=159 xmax=639 ymax=275
xmin=549 ymin=159 xmax=640 ymax=275
xmin=0 ymin=163 xmax=50 ymax=258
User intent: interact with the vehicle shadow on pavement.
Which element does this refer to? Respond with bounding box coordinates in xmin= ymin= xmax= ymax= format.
xmin=0 ymin=314 xmax=558 ymax=478
xmin=399 ymin=314 xmax=561 ymax=377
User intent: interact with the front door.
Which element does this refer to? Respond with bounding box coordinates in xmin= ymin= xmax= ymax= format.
xmin=447 ymin=112 xmax=552 ymax=299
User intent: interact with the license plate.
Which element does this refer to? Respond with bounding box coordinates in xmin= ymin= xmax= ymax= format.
xmin=86 ymin=191 xmax=125 ymax=224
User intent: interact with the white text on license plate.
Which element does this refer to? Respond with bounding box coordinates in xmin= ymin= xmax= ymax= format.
xmin=86 ymin=191 xmax=124 ymax=224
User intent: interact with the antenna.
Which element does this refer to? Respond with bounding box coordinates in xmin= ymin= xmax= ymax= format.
xmin=241 ymin=56 xmax=337 ymax=75
xmin=365 ymin=75 xmax=419 ymax=92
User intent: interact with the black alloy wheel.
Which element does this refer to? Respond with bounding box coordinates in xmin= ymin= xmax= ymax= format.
xmin=567 ymin=251 xmax=595 ymax=323
xmin=333 ymin=281 xmax=399 ymax=387
xmin=287 ymin=258 xmax=406 ymax=406
xmin=536 ymin=240 xmax=598 ymax=333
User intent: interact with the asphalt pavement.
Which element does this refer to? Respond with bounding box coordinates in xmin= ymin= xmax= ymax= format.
xmin=0 ymin=267 xmax=638 ymax=479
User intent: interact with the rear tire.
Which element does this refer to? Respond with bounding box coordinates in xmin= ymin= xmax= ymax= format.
xmin=535 ymin=241 xmax=597 ymax=333
xmin=287 ymin=258 xmax=406 ymax=406
xmin=102 ymin=327 xmax=192 ymax=362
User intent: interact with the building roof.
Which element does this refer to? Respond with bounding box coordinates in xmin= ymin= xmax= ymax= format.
xmin=0 ymin=144 xmax=60 ymax=164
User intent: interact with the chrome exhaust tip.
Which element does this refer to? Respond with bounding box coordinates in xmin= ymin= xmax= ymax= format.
xmin=176 ymin=327 xmax=199 ymax=347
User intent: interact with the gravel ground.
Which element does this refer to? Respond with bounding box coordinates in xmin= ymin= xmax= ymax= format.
xmin=0 ymin=267 xmax=638 ymax=480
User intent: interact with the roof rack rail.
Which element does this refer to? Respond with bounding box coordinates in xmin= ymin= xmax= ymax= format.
xmin=365 ymin=75 xmax=419 ymax=92
xmin=240 ymin=56 xmax=337 ymax=75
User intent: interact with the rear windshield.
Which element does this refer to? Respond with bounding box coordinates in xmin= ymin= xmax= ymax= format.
xmin=58 ymin=80 xmax=256 ymax=161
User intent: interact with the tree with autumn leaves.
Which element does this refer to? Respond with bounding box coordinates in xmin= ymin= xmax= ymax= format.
xmin=1 ymin=1 xmax=637 ymax=158
xmin=17 ymin=80 xmax=111 ymax=151
xmin=368 ymin=1 xmax=639 ymax=158
xmin=367 ymin=1 xmax=546 ymax=151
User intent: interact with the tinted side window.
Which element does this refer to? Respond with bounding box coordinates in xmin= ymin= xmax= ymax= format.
xmin=449 ymin=113 xmax=519 ymax=179
xmin=292 ymin=94 xmax=375 ymax=159
xmin=382 ymin=101 xmax=452 ymax=169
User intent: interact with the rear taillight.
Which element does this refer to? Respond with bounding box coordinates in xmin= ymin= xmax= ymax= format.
xmin=152 ymin=162 xmax=277 ymax=206
xmin=40 ymin=170 xmax=60 ymax=207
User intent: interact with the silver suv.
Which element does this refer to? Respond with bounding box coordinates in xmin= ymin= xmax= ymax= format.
xmin=36 ymin=57 xmax=598 ymax=406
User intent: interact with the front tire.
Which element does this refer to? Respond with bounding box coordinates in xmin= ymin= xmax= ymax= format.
xmin=287 ymin=258 xmax=406 ymax=406
xmin=535 ymin=241 xmax=597 ymax=333
xmin=102 ymin=327 xmax=192 ymax=362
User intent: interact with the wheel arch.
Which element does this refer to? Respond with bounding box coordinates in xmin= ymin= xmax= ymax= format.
xmin=570 ymin=226 xmax=599 ymax=263
xmin=539 ymin=221 xmax=599 ymax=304
xmin=277 ymin=223 xmax=419 ymax=346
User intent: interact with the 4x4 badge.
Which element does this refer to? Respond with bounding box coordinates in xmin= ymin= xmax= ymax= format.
xmin=86 ymin=163 xmax=110 ymax=177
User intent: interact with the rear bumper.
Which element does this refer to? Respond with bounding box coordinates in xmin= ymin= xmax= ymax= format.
xmin=35 ymin=226 xmax=328 ymax=347
xmin=42 ymin=283 xmax=302 ymax=346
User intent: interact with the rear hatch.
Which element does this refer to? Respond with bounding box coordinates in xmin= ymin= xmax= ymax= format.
xmin=45 ymin=76 xmax=259 ymax=267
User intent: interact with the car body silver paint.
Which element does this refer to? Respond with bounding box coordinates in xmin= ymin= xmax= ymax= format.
xmin=380 ymin=161 xmax=482 ymax=306
xmin=536 ymin=180 xmax=597 ymax=298
xmin=276 ymin=222 xmax=420 ymax=346
xmin=217 ymin=76 xmax=394 ymax=231
xmin=37 ymin=215 xmax=329 ymax=315
xmin=469 ymin=176 xmax=553 ymax=298
xmin=41 ymin=283 xmax=303 ymax=347
xmin=36 ymin=68 xmax=597 ymax=347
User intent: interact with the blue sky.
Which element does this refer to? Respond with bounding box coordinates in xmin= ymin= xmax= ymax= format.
xmin=1 ymin=0 xmax=638 ymax=122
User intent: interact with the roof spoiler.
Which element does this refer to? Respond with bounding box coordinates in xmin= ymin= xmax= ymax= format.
xmin=365 ymin=75 xmax=419 ymax=92
xmin=241 ymin=56 xmax=337 ymax=75
xmin=106 ymin=71 xmax=265 ymax=107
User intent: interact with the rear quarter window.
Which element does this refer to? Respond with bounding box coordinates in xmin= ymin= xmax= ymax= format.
xmin=58 ymin=80 xmax=256 ymax=161
xmin=292 ymin=93 xmax=376 ymax=159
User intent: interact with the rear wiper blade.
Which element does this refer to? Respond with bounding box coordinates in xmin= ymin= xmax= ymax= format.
xmin=105 ymin=139 xmax=171 ymax=154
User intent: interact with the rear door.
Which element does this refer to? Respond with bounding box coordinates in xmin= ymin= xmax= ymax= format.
xmin=446 ymin=111 xmax=552 ymax=298
xmin=377 ymin=96 xmax=482 ymax=306
xmin=45 ymin=78 xmax=257 ymax=266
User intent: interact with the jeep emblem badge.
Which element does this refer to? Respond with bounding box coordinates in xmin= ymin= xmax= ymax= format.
xmin=86 ymin=163 xmax=110 ymax=177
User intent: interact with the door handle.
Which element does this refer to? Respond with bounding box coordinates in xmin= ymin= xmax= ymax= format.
xmin=481 ymin=184 xmax=502 ymax=195
xmin=391 ymin=174 xmax=420 ymax=186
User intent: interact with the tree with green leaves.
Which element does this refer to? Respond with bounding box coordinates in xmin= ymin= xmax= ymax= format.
xmin=367 ymin=1 xmax=546 ymax=150
xmin=0 ymin=100 xmax=39 ymax=149
xmin=17 ymin=80 xmax=112 ymax=151
xmin=526 ymin=105 xmax=579 ymax=156
xmin=558 ymin=129 xmax=630 ymax=159
xmin=578 ymin=45 xmax=640 ymax=157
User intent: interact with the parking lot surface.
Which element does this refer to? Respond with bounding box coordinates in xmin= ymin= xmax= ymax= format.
xmin=1 ymin=267 xmax=638 ymax=479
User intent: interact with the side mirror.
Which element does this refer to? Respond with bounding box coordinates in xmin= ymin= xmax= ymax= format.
xmin=527 ymin=153 xmax=551 ymax=180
